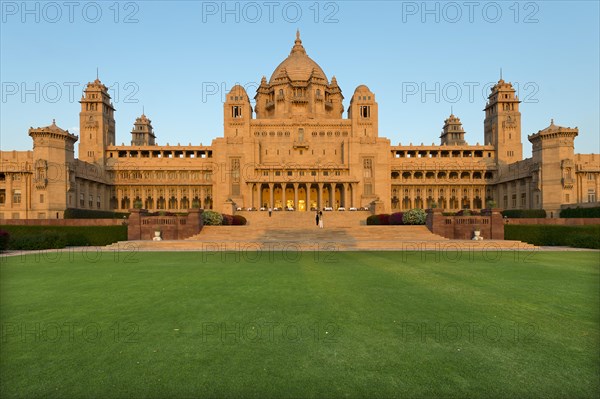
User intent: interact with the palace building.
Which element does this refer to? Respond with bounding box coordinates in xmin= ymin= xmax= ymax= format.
xmin=1 ymin=32 xmax=599 ymax=220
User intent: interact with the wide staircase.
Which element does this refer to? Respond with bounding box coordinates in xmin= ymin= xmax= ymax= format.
xmin=107 ymin=211 xmax=537 ymax=251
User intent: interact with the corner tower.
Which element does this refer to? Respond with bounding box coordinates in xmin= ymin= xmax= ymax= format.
xmin=440 ymin=113 xmax=467 ymax=145
xmin=131 ymin=113 xmax=156 ymax=146
xmin=528 ymin=120 xmax=578 ymax=215
xmin=79 ymin=78 xmax=116 ymax=165
xmin=484 ymin=79 xmax=522 ymax=165
xmin=28 ymin=120 xmax=78 ymax=217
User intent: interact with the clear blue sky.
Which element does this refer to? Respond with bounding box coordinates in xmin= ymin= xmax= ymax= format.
xmin=1 ymin=1 xmax=599 ymax=158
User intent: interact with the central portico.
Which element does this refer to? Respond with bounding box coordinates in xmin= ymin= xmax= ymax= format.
xmin=213 ymin=30 xmax=389 ymax=212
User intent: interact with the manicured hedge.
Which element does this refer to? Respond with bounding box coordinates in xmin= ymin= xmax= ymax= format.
xmin=201 ymin=210 xmax=223 ymax=226
xmin=367 ymin=214 xmax=390 ymax=225
xmin=505 ymin=225 xmax=600 ymax=249
xmin=0 ymin=225 xmax=127 ymax=250
xmin=200 ymin=211 xmax=246 ymax=226
xmin=403 ymin=209 xmax=427 ymax=225
xmin=0 ymin=229 xmax=9 ymax=252
xmin=501 ymin=209 xmax=547 ymax=218
xmin=367 ymin=211 xmax=426 ymax=225
xmin=64 ymin=208 xmax=130 ymax=219
xmin=232 ymin=215 xmax=247 ymax=225
xmin=560 ymin=207 xmax=600 ymax=218
xmin=389 ymin=212 xmax=404 ymax=225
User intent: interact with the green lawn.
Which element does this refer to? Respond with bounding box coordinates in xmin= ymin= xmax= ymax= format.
xmin=1 ymin=250 xmax=598 ymax=398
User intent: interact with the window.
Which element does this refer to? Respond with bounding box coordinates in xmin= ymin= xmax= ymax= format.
xmin=40 ymin=194 xmax=44 ymax=204
xmin=363 ymin=158 xmax=373 ymax=178
xmin=89 ymin=195 xmax=93 ymax=207
xmin=232 ymin=106 xmax=242 ymax=118
xmin=565 ymin=194 xmax=570 ymax=203
xmin=360 ymin=105 xmax=370 ymax=118
xmin=80 ymin=194 xmax=85 ymax=207
xmin=364 ymin=183 xmax=373 ymax=196
xmin=97 ymin=196 xmax=101 ymax=208
xmin=588 ymin=174 xmax=595 ymax=181
xmin=0 ymin=189 xmax=5 ymax=204
xmin=588 ymin=189 xmax=596 ymax=203
xmin=520 ymin=193 xmax=526 ymax=207
xmin=511 ymin=194 xmax=517 ymax=208
xmin=13 ymin=190 xmax=21 ymax=204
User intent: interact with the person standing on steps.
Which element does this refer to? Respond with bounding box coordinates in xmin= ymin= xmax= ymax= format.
xmin=315 ymin=210 xmax=319 ymax=227
xmin=268 ymin=207 xmax=272 ymax=217
xmin=319 ymin=211 xmax=324 ymax=229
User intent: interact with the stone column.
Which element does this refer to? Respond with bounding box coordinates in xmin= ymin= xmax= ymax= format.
xmin=318 ymin=183 xmax=323 ymax=209
xmin=282 ymin=183 xmax=286 ymax=209
xmin=269 ymin=183 xmax=274 ymax=208
xmin=469 ymin=186 xmax=474 ymax=210
xmin=343 ymin=183 xmax=348 ymax=207
xmin=305 ymin=185 xmax=310 ymax=210
xmin=117 ymin=187 xmax=123 ymax=210
xmin=293 ymin=183 xmax=299 ymax=209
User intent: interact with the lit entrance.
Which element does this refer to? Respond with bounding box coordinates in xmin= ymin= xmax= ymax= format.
xmin=298 ymin=199 xmax=306 ymax=211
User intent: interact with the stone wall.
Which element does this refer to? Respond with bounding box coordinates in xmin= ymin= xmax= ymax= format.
xmin=426 ymin=208 xmax=504 ymax=240
xmin=127 ymin=209 xmax=203 ymax=241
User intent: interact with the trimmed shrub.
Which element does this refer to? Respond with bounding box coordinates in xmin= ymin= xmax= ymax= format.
xmin=403 ymin=209 xmax=427 ymax=225
xmin=0 ymin=225 xmax=127 ymax=250
xmin=202 ymin=210 xmax=223 ymax=226
xmin=366 ymin=215 xmax=379 ymax=225
xmin=64 ymin=208 xmax=130 ymax=219
xmin=232 ymin=215 xmax=247 ymax=225
xmin=501 ymin=209 xmax=547 ymax=218
xmin=366 ymin=214 xmax=390 ymax=225
xmin=221 ymin=214 xmax=234 ymax=226
xmin=560 ymin=207 xmax=600 ymax=218
xmin=0 ymin=229 xmax=9 ymax=252
xmin=377 ymin=214 xmax=390 ymax=225
xmin=389 ymin=212 xmax=404 ymax=225
xmin=505 ymin=225 xmax=600 ymax=249
xmin=456 ymin=210 xmax=481 ymax=216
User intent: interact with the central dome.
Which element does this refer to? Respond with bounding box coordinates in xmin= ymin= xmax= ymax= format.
xmin=269 ymin=31 xmax=328 ymax=84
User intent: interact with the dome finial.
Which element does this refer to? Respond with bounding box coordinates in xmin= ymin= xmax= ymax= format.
xmin=291 ymin=29 xmax=305 ymax=54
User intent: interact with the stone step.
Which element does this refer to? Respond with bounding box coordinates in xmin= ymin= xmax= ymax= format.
xmin=105 ymin=224 xmax=537 ymax=251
